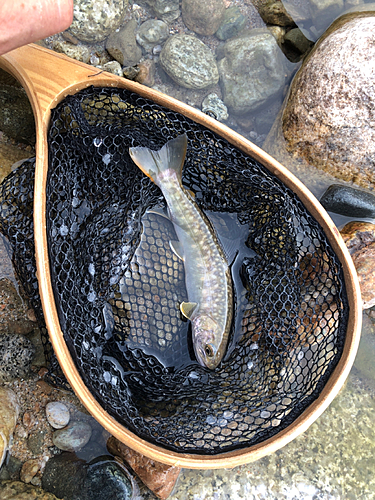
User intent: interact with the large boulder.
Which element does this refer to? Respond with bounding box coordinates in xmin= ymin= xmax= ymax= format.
xmin=282 ymin=13 xmax=375 ymax=191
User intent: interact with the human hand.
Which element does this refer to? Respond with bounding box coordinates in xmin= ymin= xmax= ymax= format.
xmin=0 ymin=0 xmax=73 ymax=56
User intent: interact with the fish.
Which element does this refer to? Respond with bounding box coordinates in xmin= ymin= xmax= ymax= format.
xmin=129 ymin=134 xmax=233 ymax=369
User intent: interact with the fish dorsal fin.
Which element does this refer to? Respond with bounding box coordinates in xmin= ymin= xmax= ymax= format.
xmin=180 ymin=301 xmax=198 ymax=319
xmin=170 ymin=240 xmax=184 ymax=261
xmin=129 ymin=134 xmax=188 ymax=183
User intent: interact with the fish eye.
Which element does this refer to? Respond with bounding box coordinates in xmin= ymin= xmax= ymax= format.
xmin=204 ymin=345 xmax=214 ymax=358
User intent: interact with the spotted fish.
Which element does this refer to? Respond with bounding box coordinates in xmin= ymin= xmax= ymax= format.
xmin=129 ymin=134 xmax=233 ymax=369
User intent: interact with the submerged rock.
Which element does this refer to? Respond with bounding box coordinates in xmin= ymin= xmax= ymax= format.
xmin=201 ymin=93 xmax=228 ymax=122
xmin=106 ymin=20 xmax=142 ymax=67
xmin=320 ymin=185 xmax=375 ymax=218
xmin=215 ymin=6 xmax=247 ymax=41
xmin=69 ymin=0 xmax=128 ymax=43
xmin=182 ymin=0 xmax=226 ymax=36
xmin=52 ymin=421 xmax=92 ymax=452
xmin=282 ymin=13 xmax=375 ymax=191
xmin=0 ymin=480 xmax=59 ymax=499
xmin=160 ymin=34 xmax=219 ymax=89
xmin=42 ymin=453 xmax=137 ymax=500
xmin=0 ymin=334 xmax=35 ymax=383
xmin=136 ymin=20 xmax=169 ymax=53
xmin=107 ymin=436 xmax=181 ymax=500
xmin=45 ymin=402 xmax=71 ymax=430
xmin=218 ymin=29 xmax=287 ymax=115
xmin=0 ymin=278 xmax=36 ymax=336
xmin=0 ymin=388 xmax=19 ymax=469
xmin=257 ymin=0 xmax=296 ymax=26
xmin=340 ymin=221 xmax=375 ymax=309
xmin=0 ymin=85 xmax=35 ymax=145
xmin=143 ymin=0 xmax=180 ymax=22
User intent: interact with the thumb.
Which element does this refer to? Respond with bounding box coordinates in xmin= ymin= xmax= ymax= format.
xmin=0 ymin=0 xmax=74 ymax=56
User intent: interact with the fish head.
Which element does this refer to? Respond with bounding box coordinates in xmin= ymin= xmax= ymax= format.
xmin=192 ymin=314 xmax=221 ymax=370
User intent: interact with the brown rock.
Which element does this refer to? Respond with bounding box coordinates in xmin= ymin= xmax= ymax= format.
xmin=340 ymin=221 xmax=375 ymax=254
xmin=0 ymin=480 xmax=59 ymax=499
xmin=0 ymin=279 xmax=32 ymax=335
xmin=107 ymin=436 xmax=181 ymax=499
xmin=182 ymin=0 xmax=226 ymax=36
xmin=0 ymin=388 xmax=19 ymax=469
xmin=282 ymin=13 xmax=375 ymax=190
xmin=340 ymin=221 xmax=375 ymax=309
xmin=106 ymin=20 xmax=142 ymax=67
xmin=135 ymin=60 xmax=156 ymax=87
xmin=20 ymin=459 xmax=40 ymax=484
xmin=258 ymin=0 xmax=295 ymax=26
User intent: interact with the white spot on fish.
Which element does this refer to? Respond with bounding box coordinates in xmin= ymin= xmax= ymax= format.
xmin=93 ymin=137 xmax=102 ymax=147
xmin=88 ymin=263 xmax=95 ymax=276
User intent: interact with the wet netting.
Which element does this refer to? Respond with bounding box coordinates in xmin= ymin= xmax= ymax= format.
xmin=0 ymin=86 xmax=348 ymax=454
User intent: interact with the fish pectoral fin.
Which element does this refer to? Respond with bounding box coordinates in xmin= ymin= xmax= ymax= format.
xmin=147 ymin=206 xmax=169 ymax=219
xmin=170 ymin=240 xmax=185 ymax=261
xmin=180 ymin=301 xmax=198 ymax=319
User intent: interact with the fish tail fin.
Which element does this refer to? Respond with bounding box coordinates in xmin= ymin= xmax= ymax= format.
xmin=129 ymin=134 xmax=188 ymax=184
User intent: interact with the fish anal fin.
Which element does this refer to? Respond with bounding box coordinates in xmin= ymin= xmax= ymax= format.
xmin=180 ymin=301 xmax=198 ymax=319
xmin=170 ymin=240 xmax=184 ymax=260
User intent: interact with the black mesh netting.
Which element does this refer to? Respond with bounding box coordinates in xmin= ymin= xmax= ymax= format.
xmin=0 ymin=86 xmax=348 ymax=454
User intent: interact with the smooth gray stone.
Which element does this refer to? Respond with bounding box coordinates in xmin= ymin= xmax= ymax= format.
xmin=320 ymin=184 xmax=375 ymax=218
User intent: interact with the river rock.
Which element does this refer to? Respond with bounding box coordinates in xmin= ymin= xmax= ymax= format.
xmin=107 ymin=436 xmax=180 ymax=500
xmin=45 ymin=402 xmax=70 ymax=430
xmin=136 ymin=20 xmax=169 ymax=52
xmin=101 ymin=61 xmax=123 ymax=77
xmin=0 ymin=334 xmax=35 ymax=383
xmin=69 ymin=0 xmax=128 ymax=43
xmin=320 ymin=185 xmax=375 ymax=218
xmin=105 ymin=19 xmax=142 ymax=66
xmin=283 ymin=28 xmax=314 ymax=57
xmin=135 ymin=60 xmax=156 ymax=87
xmin=282 ymin=0 xmax=345 ymax=40
xmin=52 ymin=421 xmax=92 ymax=452
xmin=282 ymin=14 xmax=375 ymax=190
xmin=0 ymin=388 xmax=19 ymax=469
xmin=215 ymin=6 xmax=247 ymax=41
xmin=143 ymin=0 xmax=180 ymax=22
xmin=201 ymin=93 xmax=228 ymax=122
xmin=217 ymin=29 xmax=287 ymax=115
xmin=160 ymin=34 xmax=219 ymax=89
xmin=0 ymin=279 xmax=35 ymax=336
xmin=20 ymin=459 xmax=40 ymax=484
xmin=0 ymin=85 xmax=35 ymax=145
xmin=50 ymin=40 xmax=91 ymax=64
xmin=0 ymin=480 xmax=59 ymax=499
xmin=106 ymin=19 xmax=142 ymax=67
xmin=340 ymin=221 xmax=375 ymax=309
xmin=42 ymin=453 xmax=136 ymax=500
xmin=257 ymin=0 xmax=296 ymax=26
xmin=182 ymin=0 xmax=226 ymax=36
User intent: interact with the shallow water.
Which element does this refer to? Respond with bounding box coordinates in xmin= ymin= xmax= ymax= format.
xmin=1 ymin=0 xmax=375 ymax=498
